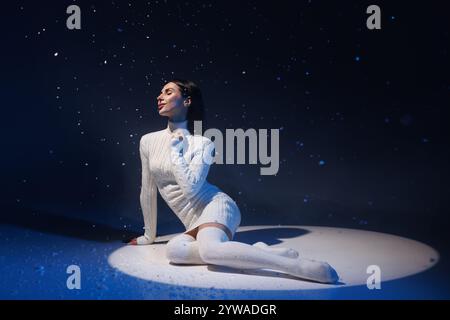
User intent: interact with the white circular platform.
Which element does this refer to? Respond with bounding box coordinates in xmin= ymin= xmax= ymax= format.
xmin=108 ymin=225 xmax=438 ymax=290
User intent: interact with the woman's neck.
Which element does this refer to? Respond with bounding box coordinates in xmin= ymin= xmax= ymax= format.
xmin=169 ymin=115 xmax=187 ymax=123
xmin=167 ymin=118 xmax=188 ymax=132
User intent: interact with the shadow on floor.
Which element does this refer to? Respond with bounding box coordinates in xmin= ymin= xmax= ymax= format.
xmin=155 ymin=227 xmax=310 ymax=245
xmin=233 ymin=227 xmax=310 ymax=245
xmin=2 ymin=206 xmax=138 ymax=242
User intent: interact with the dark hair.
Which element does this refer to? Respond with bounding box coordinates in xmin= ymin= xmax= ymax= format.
xmin=166 ymin=79 xmax=206 ymax=135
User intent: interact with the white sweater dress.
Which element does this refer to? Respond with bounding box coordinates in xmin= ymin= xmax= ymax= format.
xmin=139 ymin=119 xmax=241 ymax=243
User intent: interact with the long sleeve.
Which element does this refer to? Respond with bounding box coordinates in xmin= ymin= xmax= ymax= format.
xmin=139 ymin=136 xmax=158 ymax=244
xmin=170 ymin=137 xmax=215 ymax=200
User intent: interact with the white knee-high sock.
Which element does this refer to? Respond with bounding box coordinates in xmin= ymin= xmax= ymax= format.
xmin=165 ymin=233 xmax=205 ymax=265
xmin=165 ymin=236 xmax=298 ymax=264
xmin=253 ymin=242 xmax=299 ymax=258
xmin=197 ymin=228 xmax=338 ymax=283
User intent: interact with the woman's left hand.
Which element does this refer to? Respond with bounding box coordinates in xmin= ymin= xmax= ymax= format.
xmin=170 ymin=129 xmax=187 ymax=156
xmin=171 ymin=130 xmax=184 ymax=142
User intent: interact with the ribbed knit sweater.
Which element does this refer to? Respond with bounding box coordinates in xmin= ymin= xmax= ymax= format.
xmin=139 ymin=119 xmax=229 ymax=243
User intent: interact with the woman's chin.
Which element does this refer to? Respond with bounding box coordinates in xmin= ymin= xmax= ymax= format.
xmin=158 ymin=110 xmax=168 ymax=116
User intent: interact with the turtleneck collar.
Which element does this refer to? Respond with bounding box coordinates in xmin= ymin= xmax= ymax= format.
xmin=167 ymin=119 xmax=189 ymax=134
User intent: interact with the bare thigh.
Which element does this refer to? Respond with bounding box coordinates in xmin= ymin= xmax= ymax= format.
xmin=184 ymin=222 xmax=233 ymax=241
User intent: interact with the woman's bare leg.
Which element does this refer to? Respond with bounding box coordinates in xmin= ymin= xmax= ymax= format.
xmin=196 ymin=227 xmax=339 ymax=283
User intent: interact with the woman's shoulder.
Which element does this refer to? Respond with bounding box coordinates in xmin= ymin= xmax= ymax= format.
xmin=140 ymin=129 xmax=167 ymax=145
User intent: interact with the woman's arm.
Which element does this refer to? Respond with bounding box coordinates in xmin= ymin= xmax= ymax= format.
xmin=139 ymin=135 xmax=158 ymax=244
xmin=170 ymin=134 xmax=215 ymax=199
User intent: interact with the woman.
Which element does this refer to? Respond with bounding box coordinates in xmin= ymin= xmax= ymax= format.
xmin=129 ymin=79 xmax=338 ymax=283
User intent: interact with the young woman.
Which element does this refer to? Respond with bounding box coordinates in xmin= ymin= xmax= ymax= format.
xmin=129 ymin=79 xmax=339 ymax=283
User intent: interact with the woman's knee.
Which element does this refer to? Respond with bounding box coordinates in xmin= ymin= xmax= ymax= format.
xmin=197 ymin=227 xmax=228 ymax=263
xmin=165 ymin=234 xmax=194 ymax=262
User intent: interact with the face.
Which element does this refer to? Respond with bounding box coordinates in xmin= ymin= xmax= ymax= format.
xmin=156 ymin=82 xmax=190 ymax=120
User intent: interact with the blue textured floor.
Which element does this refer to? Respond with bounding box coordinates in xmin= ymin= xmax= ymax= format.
xmin=1 ymin=207 xmax=449 ymax=299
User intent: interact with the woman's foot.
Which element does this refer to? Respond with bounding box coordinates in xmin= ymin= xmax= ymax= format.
xmin=253 ymin=242 xmax=300 ymax=259
xmin=291 ymin=258 xmax=339 ymax=283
